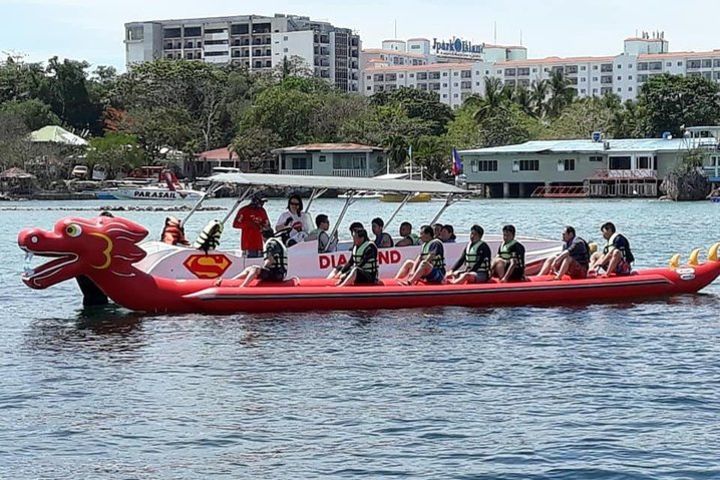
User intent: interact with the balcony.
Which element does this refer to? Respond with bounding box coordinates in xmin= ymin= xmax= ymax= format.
xmin=279 ymin=169 xmax=314 ymax=176
xmin=332 ymin=168 xmax=368 ymax=177
xmin=704 ymin=166 xmax=720 ymax=180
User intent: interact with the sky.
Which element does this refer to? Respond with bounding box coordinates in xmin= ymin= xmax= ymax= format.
xmin=2 ymin=0 xmax=720 ymax=71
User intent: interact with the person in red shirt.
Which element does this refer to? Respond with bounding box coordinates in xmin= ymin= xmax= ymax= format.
xmin=233 ymin=194 xmax=270 ymax=258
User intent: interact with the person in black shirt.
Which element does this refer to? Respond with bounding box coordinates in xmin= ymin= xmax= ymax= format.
xmin=371 ymin=217 xmax=394 ymax=248
xmin=590 ymin=222 xmax=634 ymax=276
xmin=538 ymin=226 xmax=589 ymax=280
xmin=447 ymin=224 xmax=492 ymax=284
xmin=328 ymin=228 xmax=379 ymax=286
xmin=491 ymin=224 xmax=526 ymax=282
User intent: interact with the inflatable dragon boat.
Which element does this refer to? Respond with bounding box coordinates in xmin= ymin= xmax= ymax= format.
xmin=18 ymin=215 xmax=720 ymax=314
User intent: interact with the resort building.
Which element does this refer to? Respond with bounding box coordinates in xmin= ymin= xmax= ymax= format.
xmin=459 ymin=128 xmax=720 ymax=198
xmin=273 ymin=143 xmax=386 ymax=177
xmin=124 ymin=14 xmax=361 ymax=92
xmin=363 ymin=32 xmax=720 ymax=105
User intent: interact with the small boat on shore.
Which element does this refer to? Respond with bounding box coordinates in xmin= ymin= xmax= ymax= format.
xmin=17 ymin=214 xmax=720 ymax=314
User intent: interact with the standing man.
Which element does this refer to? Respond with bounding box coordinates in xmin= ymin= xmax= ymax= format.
xmin=233 ymin=194 xmax=269 ymax=258
xmin=446 ymin=225 xmax=492 ymax=284
xmin=491 ymin=225 xmax=526 ymax=283
xmin=395 ymin=225 xmax=446 ymax=285
xmin=537 ymin=226 xmax=590 ymax=280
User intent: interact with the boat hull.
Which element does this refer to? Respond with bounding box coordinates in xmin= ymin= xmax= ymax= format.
xmin=160 ymin=262 xmax=720 ymax=314
xmin=96 ymin=188 xmax=203 ymax=201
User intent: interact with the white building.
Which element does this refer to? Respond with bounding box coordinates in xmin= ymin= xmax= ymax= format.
xmin=362 ymin=32 xmax=720 ymax=105
xmin=124 ymin=14 xmax=361 ymax=92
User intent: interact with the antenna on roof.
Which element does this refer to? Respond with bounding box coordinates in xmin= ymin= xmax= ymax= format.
xmin=520 ymin=29 xmax=523 ymax=46
xmin=394 ymin=19 xmax=397 ymax=39
xmin=493 ymin=21 xmax=497 ymax=44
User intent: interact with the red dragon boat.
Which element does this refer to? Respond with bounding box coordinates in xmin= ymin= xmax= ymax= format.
xmin=18 ymin=215 xmax=720 ymax=314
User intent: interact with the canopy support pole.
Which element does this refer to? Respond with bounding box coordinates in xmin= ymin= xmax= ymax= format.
xmin=384 ymin=192 xmax=413 ymax=230
xmin=428 ymin=194 xmax=461 ymax=226
xmin=326 ymin=191 xmax=356 ymax=251
xmin=220 ymin=187 xmax=256 ymax=227
xmin=181 ymin=182 xmax=223 ymax=227
xmin=304 ymin=187 xmax=328 ymax=214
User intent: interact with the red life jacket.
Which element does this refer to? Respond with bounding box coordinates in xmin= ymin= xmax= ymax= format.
xmin=162 ymin=224 xmax=188 ymax=246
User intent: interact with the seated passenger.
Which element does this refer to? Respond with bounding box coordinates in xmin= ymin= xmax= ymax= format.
xmin=589 ymin=222 xmax=634 ymax=276
xmin=161 ymin=216 xmax=190 ymax=246
xmin=395 ymin=221 xmax=419 ymax=247
xmin=327 ymin=228 xmax=378 ymax=287
xmin=216 ymin=228 xmax=287 ymax=287
xmin=395 ymin=225 xmax=446 ymax=285
xmin=491 ymin=224 xmax=526 ymax=283
xmin=439 ymin=224 xmax=456 ymax=243
xmin=371 ymin=217 xmax=394 ymax=248
xmin=346 ymin=222 xmax=364 ymax=250
xmin=433 ymin=223 xmax=443 ymax=239
xmin=307 ymin=214 xmax=337 ymax=253
xmin=538 ymin=226 xmax=589 ymax=280
xmin=446 ymin=225 xmax=492 ymax=284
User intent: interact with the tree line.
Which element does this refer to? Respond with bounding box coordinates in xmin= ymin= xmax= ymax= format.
xmin=1 ymin=55 xmax=720 ymax=181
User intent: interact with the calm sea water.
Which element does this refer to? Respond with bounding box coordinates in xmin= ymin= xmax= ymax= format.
xmin=1 ymin=198 xmax=720 ymax=479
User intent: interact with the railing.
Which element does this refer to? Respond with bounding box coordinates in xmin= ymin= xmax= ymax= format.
xmin=531 ymin=186 xmax=588 ymax=198
xmin=704 ymin=166 xmax=720 ymax=179
xmin=279 ymin=169 xmax=314 ymax=176
xmin=592 ymin=169 xmax=658 ymax=179
xmin=332 ymin=169 xmax=368 ymax=177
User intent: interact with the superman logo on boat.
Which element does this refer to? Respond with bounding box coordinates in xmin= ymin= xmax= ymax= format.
xmin=183 ymin=254 xmax=232 ymax=279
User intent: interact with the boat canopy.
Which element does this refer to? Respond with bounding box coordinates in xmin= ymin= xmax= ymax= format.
xmin=207 ymin=173 xmax=466 ymax=195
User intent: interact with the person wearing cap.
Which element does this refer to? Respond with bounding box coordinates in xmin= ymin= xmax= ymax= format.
xmin=161 ymin=216 xmax=190 ymax=246
xmin=216 ymin=228 xmax=287 ymax=288
xmin=275 ymin=194 xmax=312 ymax=247
xmin=371 ymin=217 xmax=394 ymax=248
xmin=233 ymin=194 xmax=270 ymax=258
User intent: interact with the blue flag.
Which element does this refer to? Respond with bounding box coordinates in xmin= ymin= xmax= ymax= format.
xmin=451 ymin=148 xmax=463 ymax=176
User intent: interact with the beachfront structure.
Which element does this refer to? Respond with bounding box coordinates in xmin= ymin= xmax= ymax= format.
xmin=459 ymin=130 xmax=720 ymax=198
xmin=363 ymin=32 xmax=720 ymax=105
xmin=124 ymin=14 xmax=360 ymax=92
xmin=273 ymin=143 xmax=385 ymax=177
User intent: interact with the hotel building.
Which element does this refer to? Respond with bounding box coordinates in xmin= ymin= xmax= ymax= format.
xmin=124 ymin=14 xmax=361 ymax=92
xmin=363 ymin=32 xmax=720 ymax=105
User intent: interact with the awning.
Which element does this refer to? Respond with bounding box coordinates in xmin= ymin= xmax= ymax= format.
xmin=206 ymin=172 xmax=466 ymax=194
xmin=29 ymin=126 xmax=88 ymax=146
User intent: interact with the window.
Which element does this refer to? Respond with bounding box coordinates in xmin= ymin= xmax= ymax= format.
xmin=204 ymin=28 xmax=226 ymax=34
xmin=184 ymin=26 xmax=201 ymax=37
xmin=688 ymin=60 xmax=701 ymax=69
xmin=318 ymin=155 xmax=327 ymax=163
xmin=666 ymin=62 xmax=672 ymax=67
xmin=126 ymin=26 xmax=144 ymax=41
xmin=285 ymin=156 xmax=312 ymax=170
xmin=636 ymin=155 xmax=657 ymax=170
xmin=283 ymin=35 xmax=288 ymax=41
xmin=333 ymin=154 xmax=366 ymax=170
xmin=558 ymin=159 xmax=575 ymax=171
xmin=429 ymin=72 xmax=440 ymax=80
xmin=677 ymin=61 xmax=683 ymax=66
xmin=442 ymin=72 xmax=448 ymax=76
xmin=715 ymin=59 xmax=720 ymax=68
xmin=513 ymin=160 xmax=539 ymax=171
xmin=471 ymin=160 xmax=498 ymax=172
xmin=442 ymin=83 xmax=448 ymax=87
xmin=231 ymin=24 xmax=249 ymax=35
xmin=589 ymin=155 xmax=604 ymax=162
xmin=461 ymin=70 xmax=472 ymax=78
xmin=417 ymin=72 xmax=427 ymax=80
xmin=518 ymin=67 xmax=530 ymax=76
xmin=205 ymin=39 xmax=228 ymax=45
xmin=163 ymin=27 xmax=181 ymax=39
xmin=702 ymin=59 xmax=713 ymax=68
xmin=609 ymin=156 xmax=631 ymax=170
xmin=409 ymin=73 xmax=415 ymax=78
xmin=205 ymin=51 xmax=228 ymax=57
xmin=453 ymin=72 xmax=459 ymax=76
xmin=461 ymin=81 xmax=472 ymax=89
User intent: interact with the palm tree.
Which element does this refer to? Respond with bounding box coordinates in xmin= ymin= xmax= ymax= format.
xmin=511 ymin=85 xmax=533 ymax=116
xmin=547 ymin=71 xmax=575 ymax=117
xmin=530 ymin=80 xmax=549 ymax=118
xmin=471 ymin=77 xmax=508 ymax=122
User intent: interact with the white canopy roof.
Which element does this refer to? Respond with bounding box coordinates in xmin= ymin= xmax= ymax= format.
xmin=207 ymin=173 xmax=466 ymax=194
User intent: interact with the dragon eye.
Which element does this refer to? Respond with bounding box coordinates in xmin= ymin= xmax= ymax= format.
xmin=65 ymin=224 xmax=82 ymax=237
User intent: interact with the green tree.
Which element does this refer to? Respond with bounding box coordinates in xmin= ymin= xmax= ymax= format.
xmin=414 ymin=134 xmax=452 ymax=179
xmin=371 ymin=87 xmax=454 ymax=136
xmin=547 ymin=71 xmax=575 ymax=118
xmin=85 ymin=132 xmax=146 ymax=179
xmin=635 ymin=74 xmax=720 ymax=137
xmin=478 ymin=103 xmax=542 ymax=147
xmin=44 ymin=57 xmax=101 ymax=133
xmin=231 ymin=126 xmax=282 ymax=172
xmin=445 ymin=104 xmax=482 ymax=149
xmin=0 ymin=99 xmax=60 ymax=131
xmin=530 ymin=80 xmax=549 ymax=118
